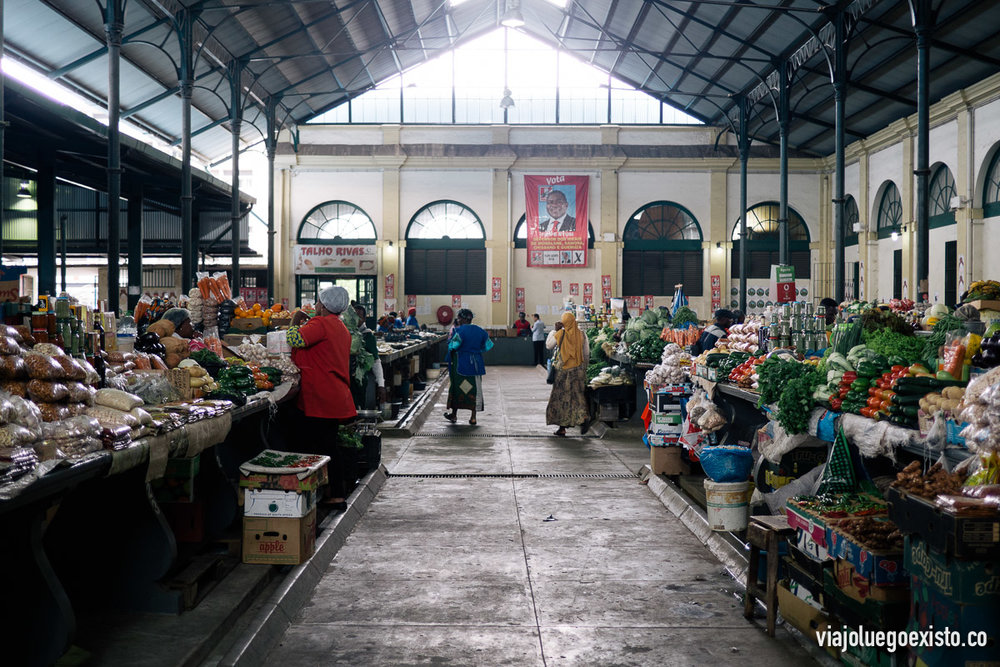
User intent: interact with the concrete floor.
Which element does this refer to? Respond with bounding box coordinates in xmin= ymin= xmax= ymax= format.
xmin=263 ymin=367 xmax=815 ymax=666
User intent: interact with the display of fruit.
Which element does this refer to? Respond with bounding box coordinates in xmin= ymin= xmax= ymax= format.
xmin=964 ymin=280 xmax=1000 ymax=303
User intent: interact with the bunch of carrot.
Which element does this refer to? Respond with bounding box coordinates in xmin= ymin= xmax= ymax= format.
xmin=197 ymin=272 xmax=233 ymax=302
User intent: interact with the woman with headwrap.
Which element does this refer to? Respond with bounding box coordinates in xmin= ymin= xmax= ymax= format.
xmin=545 ymin=311 xmax=591 ymax=436
xmin=444 ymin=308 xmax=492 ymax=425
xmin=405 ymin=307 xmax=419 ymax=328
xmin=286 ymin=285 xmax=357 ymax=507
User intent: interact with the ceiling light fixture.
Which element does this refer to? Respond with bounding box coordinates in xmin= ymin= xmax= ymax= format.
xmin=500 ymin=0 xmax=525 ymax=28
xmin=16 ymin=180 xmax=32 ymax=198
xmin=891 ymin=229 xmax=899 ymax=242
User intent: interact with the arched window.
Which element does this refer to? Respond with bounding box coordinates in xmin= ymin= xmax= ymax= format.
xmin=730 ymin=202 xmax=811 ymax=279
xmin=622 ymin=202 xmax=704 ymax=296
xmin=983 ymin=149 xmax=1000 ymax=217
xmin=514 ymin=216 xmax=594 ymax=248
xmin=876 ymin=182 xmax=903 ymax=239
xmin=297 ymin=201 xmax=377 ymax=243
xmin=929 ymin=165 xmax=956 ymax=228
xmin=844 ymin=195 xmax=859 ymax=247
xmin=404 ymin=200 xmax=486 ymax=295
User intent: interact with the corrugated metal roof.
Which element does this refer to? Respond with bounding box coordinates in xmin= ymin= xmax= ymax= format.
xmin=9 ymin=0 xmax=1000 ymax=161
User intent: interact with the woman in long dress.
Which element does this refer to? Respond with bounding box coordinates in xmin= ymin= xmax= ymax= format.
xmin=546 ymin=311 xmax=591 ymax=436
xmin=444 ymin=308 xmax=491 ymax=425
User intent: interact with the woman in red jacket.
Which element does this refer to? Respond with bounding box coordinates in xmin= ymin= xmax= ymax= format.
xmin=287 ymin=285 xmax=357 ymax=508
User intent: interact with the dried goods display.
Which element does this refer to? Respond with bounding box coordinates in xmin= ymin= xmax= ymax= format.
xmin=891 ymin=460 xmax=965 ymax=498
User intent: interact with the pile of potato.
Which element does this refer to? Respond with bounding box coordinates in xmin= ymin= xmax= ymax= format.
xmin=918 ymin=386 xmax=964 ymax=415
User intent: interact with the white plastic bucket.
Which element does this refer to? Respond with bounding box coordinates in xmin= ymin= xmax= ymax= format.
xmin=426 ymin=368 xmax=441 ymax=380
xmin=704 ymin=480 xmax=749 ymax=532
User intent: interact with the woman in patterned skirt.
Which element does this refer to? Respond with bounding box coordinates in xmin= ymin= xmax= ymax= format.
xmin=444 ymin=308 xmax=492 ymax=425
xmin=545 ymin=311 xmax=591 ymax=436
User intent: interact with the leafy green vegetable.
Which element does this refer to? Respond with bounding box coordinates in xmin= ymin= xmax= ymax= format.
xmin=860 ymin=308 xmax=913 ymax=334
xmin=862 ymin=328 xmax=925 ymax=363
xmin=671 ymin=306 xmax=700 ymax=328
xmin=586 ymin=363 xmax=606 ymax=382
xmin=627 ymin=337 xmax=666 ymax=362
xmin=777 ymin=368 xmax=824 ymax=434
xmin=757 ymin=357 xmax=813 ymax=406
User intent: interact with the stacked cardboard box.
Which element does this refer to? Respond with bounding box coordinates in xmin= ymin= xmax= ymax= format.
xmin=646 ymin=383 xmax=690 ymax=475
xmin=238 ymin=450 xmax=329 ymax=565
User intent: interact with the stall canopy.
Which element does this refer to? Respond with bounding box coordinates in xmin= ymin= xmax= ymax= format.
xmin=2 ymin=78 xmax=254 ymax=257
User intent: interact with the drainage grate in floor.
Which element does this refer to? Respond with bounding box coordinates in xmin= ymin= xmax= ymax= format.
xmin=388 ymin=473 xmax=637 ymax=479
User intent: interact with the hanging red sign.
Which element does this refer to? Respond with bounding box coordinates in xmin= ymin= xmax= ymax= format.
xmin=552 ymin=280 xmax=562 ymax=294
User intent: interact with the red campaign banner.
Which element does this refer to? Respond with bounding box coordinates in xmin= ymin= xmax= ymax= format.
xmin=552 ymin=280 xmax=562 ymax=294
xmin=569 ymin=283 xmax=579 ymax=296
xmin=583 ymin=283 xmax=593 ymax=295
xmin=452 ymin=295 xmax=462 ymax=308
xmin=524 ymin=175 xmax=589 ymax=268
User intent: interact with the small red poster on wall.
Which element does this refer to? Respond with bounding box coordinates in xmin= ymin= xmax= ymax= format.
xmin=452 ymin=294 xmax=462 ymax=308
xmin=407 ymin=294 xmax=416 ymax=309
xmin=492 ymin=277 xmax=502 ymax=290
xmin=583 ymin=283 xmax=593 ymax=296
xmin=601 ymin=274 xmax=611 ymax=288
xmin=515 ymin=287 xmax=525 ymax=312
xmin=602 ymin=286 xmax=612 ymax=301
xmin=492 ymin=288 xmax=502 ymax=303
xmin=583 ymin=293 xmax=593 ymax=305
xmin=645 ymin=295 xmax=655 ymax=310
xmin=552 ymin=281 xmax=562 ymax=294
xmin=569 ymin=283 xmax=579 ymax=296
xmin=384 ymin=273 xmax=395 ymax=300
xmin=627 ymin=296 xmax=641 ymax=309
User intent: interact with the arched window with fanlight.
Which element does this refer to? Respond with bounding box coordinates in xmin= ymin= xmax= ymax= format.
xmin=876 ymin=182 xmax=903 ymax=239
xmin=404 ymin=200 xmax=486 ymax=295
xmin=844 ymin=195 xmax=859 ymax=247
xmin=513 ymin=216 xmax=595 ymax=248
xmin=929 ymin=165 xmax=957 ymax=228
xmin=730 ymin=202 xmax=811 ymax=279
xmin=297 ymin=201 xmax=378 ymax=243
xmin=622 ymin=202 xmax=704 ymax=296
xmin=983 ymin=148 xmax=1000 ymax=218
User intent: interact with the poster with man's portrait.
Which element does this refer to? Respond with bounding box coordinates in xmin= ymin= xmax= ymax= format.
xmin=524 ymin=175 xmax=589 ymax=268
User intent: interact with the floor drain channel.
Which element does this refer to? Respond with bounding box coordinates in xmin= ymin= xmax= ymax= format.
xmin=388 ymin=473 xmax=638 ymax=479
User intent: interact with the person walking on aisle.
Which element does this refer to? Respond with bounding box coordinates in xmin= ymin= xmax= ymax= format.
xmin=546 ymin=311 xmax=591 ymax=437
xmin=444 ymin=308 xmax=492 ymax=425
xmin=531 ymin=313 xmax=546 ymax=367
xmin=286 ymin=286 xmax=358 ymax=510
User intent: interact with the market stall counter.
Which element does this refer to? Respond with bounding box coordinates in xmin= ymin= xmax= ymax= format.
xmin=0 ymin=383 xmax=299 ymax=666
xmin=376 ymin=331 xmax=447 ymax=407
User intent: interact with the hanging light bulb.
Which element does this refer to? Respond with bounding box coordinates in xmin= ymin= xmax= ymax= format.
xmin=891 ymin=229 xmax=899 ymax=242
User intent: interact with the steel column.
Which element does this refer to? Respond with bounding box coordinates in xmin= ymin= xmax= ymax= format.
xmin=778 ymin=61 xmax=790 ymax=266
xmin=833 ymin=11 xmax=847 ymax=304
xmin=738 ymin=97 xmax=749 ymax=314
xmin=0 ymin=0 xmax=6 ymax=268
xmin=105 ymin=0 xmax=124 ymax=314
xmin=265 ymin=98 xmax=278 ymax=305
xmin=912 ymin=0 xmax=932 ymax=302
xmin=229 ymin=60 xmax=243 ymax=297
xmin=127 ymin=187 xmax=143 ymax=311
xmin=59 ymin=215 xmax=67 ymax=293
xmin=179 ymin=11 xmax=194 ymax=294
xmin=37 ymin=157 xmax=57 ymax=298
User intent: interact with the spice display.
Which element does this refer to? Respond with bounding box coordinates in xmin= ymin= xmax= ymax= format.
xmin=835 ymin=516 xmax=904 ymax=552
xmin=891 ymin=460 xmax=965 ymax=498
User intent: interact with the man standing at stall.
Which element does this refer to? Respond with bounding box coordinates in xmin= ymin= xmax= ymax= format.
xmin=692 ymin=309 xmax=734 ymax=355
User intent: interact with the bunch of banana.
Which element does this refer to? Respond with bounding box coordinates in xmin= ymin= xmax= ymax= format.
xmin=966 ymin=280 xmax=1000 ymax=302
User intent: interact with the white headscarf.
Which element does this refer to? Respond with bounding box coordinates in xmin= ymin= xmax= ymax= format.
xmin=318 ymin=286 xmax=350 ymax=314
